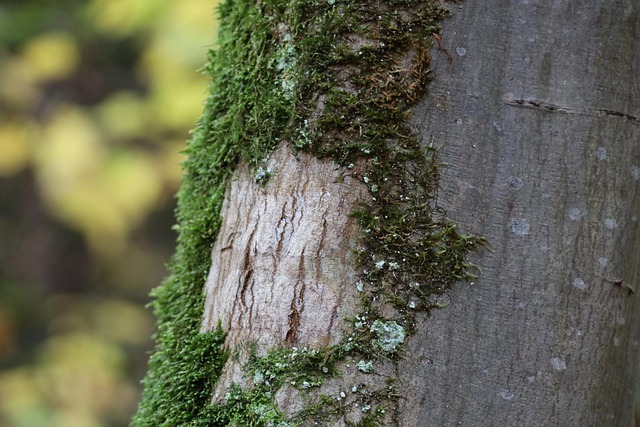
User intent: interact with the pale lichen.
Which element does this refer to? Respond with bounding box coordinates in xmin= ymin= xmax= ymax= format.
xmin=370 ymin=320 xmax=406 ymax=353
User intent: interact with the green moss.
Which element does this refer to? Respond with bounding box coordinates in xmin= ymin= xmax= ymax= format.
xmin=132 ymin=1 xmax=297 ymax=425
xmin=133 ymin=0 xmax=485 ymax=426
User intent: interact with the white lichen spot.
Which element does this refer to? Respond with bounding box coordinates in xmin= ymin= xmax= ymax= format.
xmin=596 ymin=146 xmax=607 ymax=160
xmin=281 ymin=78 xmax=296 ymax=96
xmin=362 ymin=404 xmax=371 ymax=413
xmin=604 ymin=218 xmax=618 ymax=229
xmin=507 ymin=176 xmax=523 ymax=190
xmin=301 ymin=381 xmax=311 ymax=389
xmin=255 ymin=166 xmax=271 ymax=183
xmin=598 ymin=257 xmax=608 ymax=268
xmin=498 ymin=388 xmax=515 ymax=400
xmin=296 ymin=119 xmax=311 ymax=148
xmin=357 ymin=360 xmax=374 ymax=373
xmin=408 ymin=301 xmax=416 ymax=309
xmin=568 ymin=208 xmax=582 ymax=221
xmin=629 ymin=165 xmax=640 ymax=181
xmin=388 ymin=261 xmax=399 ymax=270
xmin=509 ymin=218 xmax=530 ymax=235
xmin=456 ymin=47 xmax=467 ymax=56
xmin=572 ymin=278 xmax=587 ymax=290
xmin=527 ymin=376 xmax=536 ymax=383
xmin=370 ymin=320 xmax=405 ymax=353
xmin=352 ymin=386 xmax=358 ymax=392
xmin=550 ymin=357 xmax=567 ymax=371
xmin=275 ymin=40 xmax=298 ymax=99
xmin=327 ymin=0 xmax=335 ymax=4
xmin=374 ymin=260 xmax=386 ymax=269
xmin=340 ymin=391 xmax=346 ymax=398
xmin=356 ymin=281 xmax=364 ymax=292
xmin=253 ymin=371 xmax=265 ymax=384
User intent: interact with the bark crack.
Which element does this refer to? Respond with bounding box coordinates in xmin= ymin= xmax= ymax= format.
xmin=316 ymin=215 xmax=328 ymax=288
xmin=273 ymin=203 xmax=288 ymax=275
xmin=504 ymin=97 xmax=640 ymax=123
xmin=233 ymin=219 xmax=258 ymax=330
xmin=286 ymin=249 xmax=307 ymax=344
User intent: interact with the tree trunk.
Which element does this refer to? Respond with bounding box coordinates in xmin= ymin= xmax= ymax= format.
xmin=134 ymin=1 xmax=640 ymax=426
xmin=404 ymin=2 xmax=640 ymax=425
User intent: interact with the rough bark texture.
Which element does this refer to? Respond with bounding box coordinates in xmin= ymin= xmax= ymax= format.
xmin=202 ymin=144 xmax=367 ymax=401
xmin=200 ymin=0 xmax=639 ymax=425
xmin=400 ymin=1 xmax=640 ymax=426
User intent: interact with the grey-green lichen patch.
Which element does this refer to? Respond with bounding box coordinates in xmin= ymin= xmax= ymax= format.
xmin=133 ymin=0 xmax=485 ymax=426
xmin=369 ymin=320 xmax=405 ymax=353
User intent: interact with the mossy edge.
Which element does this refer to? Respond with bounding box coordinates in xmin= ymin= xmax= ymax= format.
xmin=132 ymin=1 xmax=485 ymax=426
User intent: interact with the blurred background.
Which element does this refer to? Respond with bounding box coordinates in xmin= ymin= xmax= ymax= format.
xmin=0 ymin=1 xmax=220 ymax=426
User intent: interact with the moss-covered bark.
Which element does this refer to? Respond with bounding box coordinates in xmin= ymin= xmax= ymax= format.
xmin=132 ymin=1 xmax=484 ymax=425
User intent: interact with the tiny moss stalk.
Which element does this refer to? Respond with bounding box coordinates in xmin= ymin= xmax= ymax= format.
xmin=133 ymin=0 xmax=484 ymax=426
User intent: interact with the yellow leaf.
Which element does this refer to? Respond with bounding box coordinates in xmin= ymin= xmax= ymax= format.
xmin=20 ymin=32 xmax=79 ymax=82
xmin=94 ymin=92 xmax=148 ymax=140
xmin=84 ymin=0 xmax=164 ymax=37
xmin=0 ymin=56 xmax=39 ymax=110
xmin=34 ymin=106 xmax=106 ymax=195
xmin=0 ymin=121 xmax=34 ymax=176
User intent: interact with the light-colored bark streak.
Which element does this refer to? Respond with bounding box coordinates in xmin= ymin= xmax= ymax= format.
xmin=201 ymin=143 xmax=368 ymax=400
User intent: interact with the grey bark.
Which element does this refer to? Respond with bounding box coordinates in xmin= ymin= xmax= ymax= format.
xmin=202 ymin=0 xmax=640 ymax=425
xmin=402 ymin=1 xmax=640 ymax=426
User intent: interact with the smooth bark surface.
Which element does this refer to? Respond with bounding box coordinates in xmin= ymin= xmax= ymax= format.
xmin=402 ymin=1 xmax=640 ymax=425
xmin=201 ymin=1 xmax=639 ymax=425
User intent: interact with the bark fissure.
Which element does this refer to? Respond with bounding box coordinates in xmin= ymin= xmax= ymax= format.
xmin=286 ymin=249 xmax=307 ymax=345
xmin=505 ymin=97 xmax=640 ymax=122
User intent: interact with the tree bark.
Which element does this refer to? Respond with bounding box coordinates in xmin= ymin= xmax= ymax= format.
xmin=202 ymin=144 xmax=367 ymax=402
xmin=138 ymin=0 xmax=640 ymax=425
xmin=400 ymin=1 xmax=640 ymax=425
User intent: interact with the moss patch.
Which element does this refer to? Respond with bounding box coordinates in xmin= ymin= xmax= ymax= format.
xmin=132 ymin=0 xmax=484 ymax=426
xmin=131 ymin=1 xmax=296 ymax=424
